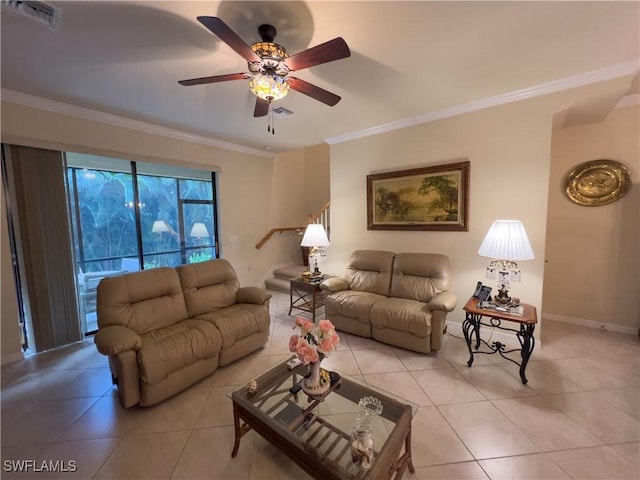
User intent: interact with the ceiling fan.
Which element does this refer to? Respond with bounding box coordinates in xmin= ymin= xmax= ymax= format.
xmin=178 ymin=17 xmax=351 ymax=120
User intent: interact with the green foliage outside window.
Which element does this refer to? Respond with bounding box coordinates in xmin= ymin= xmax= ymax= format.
xmin=69 ymin=167 xmax=216 ymax=273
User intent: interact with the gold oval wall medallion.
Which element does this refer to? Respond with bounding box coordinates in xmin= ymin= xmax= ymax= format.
xmin=564 ymin=159 xmax=632 ymax=206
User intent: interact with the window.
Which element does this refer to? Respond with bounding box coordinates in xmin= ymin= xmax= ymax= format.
xmin=65 ymin=153 xmax=218 ymax=334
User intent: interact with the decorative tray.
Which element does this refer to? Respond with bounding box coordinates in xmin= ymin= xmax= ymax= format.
xmin=564 ymin=159 xmax=631 ymax=206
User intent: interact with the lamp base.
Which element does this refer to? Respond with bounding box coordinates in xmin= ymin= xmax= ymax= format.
xmin=494 ymin=285 xmax=511 ymax=305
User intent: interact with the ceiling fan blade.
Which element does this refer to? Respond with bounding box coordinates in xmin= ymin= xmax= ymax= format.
xmin=197 ymin=16 xmax=261 ymax=63
xmin=285 ymin=37 xmax=351 ymax=71
xmin=254 ymin=98 xmax=269 ymax=117
xmin=288 ymin=77 xmax=341 ymax=106
xmin=178 ymin=73 xmax=249 ymax=86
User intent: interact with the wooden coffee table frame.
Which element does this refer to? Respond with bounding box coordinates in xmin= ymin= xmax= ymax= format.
xmin=230 ymin=358 xmax=414 ymax=480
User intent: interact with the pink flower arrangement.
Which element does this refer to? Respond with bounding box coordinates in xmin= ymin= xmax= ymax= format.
xmin=289 ymin=317 xmax=340 ymax=365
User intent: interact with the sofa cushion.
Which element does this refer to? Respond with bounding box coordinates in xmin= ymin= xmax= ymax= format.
xmin=346 ymin=250 xmax=395 ymax=296
xmin=138 ymin=319 xmax=222 ymax=385
xmin=197 ymin=304 xmax=270 ymax=351
xmin=389 ymin=253 xmax=451 ymax=302
xmin=370 ymin=297 xmax=432 ymax=338
xmin=177 ymin=259 xmax=240 ymax=316
xmin=325 ymin=290 xmax=388 ymax=325
xmin=97 ymin=267 xmax=189 ymax=335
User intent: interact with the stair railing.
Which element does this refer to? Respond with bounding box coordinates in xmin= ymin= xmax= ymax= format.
xmin=255 ymin=202 xmax=330 ymax=249
xmin=308 ymin=201 xmax=331 ymax=239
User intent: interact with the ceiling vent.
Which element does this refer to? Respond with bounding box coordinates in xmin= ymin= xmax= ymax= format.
xmin=272 ymin=106 xmax=293 ymax=117
xmin=2 ymin=0 xmax=61 ymax=30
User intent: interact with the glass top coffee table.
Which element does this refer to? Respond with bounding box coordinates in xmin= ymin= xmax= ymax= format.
xmin=229 ymin=356 xmax=415 ymax=480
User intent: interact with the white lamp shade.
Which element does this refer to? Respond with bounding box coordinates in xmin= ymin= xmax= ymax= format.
xmin=478 ymin=220 xmax=534 ymax=261
xmin=189 ymin=222 xmax=209 ymax=238
xmin=152 ymin=220 xmax=169 ymax=233
xmin=300 ymin=224 xmax=330 ymax=247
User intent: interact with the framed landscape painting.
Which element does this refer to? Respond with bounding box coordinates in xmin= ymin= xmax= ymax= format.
xmin=367 ymin=161 xmax=470 ymax=231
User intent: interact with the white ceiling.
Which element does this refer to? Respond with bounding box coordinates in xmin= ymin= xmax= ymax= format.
xmin=2 ymin=1 xmax=639 ymax=154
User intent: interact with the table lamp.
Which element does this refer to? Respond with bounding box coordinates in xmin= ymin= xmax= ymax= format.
xmin=300 ymin=224 xmax=330 ymax=277
xmin=189 ymin=223 xmax=209 ymax=241
xmin=151 ymin=220 xmax=170 ymax=234
xmin=477 ymin=220 xmax=534 ymax=306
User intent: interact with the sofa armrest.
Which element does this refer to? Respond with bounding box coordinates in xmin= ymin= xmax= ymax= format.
xmin=237 ymin=286 xmax=272 ymax=305
xmin=94 ymin=325 xmax=142 ymax=356
xmin=428 ymin=291 xmax=457 ymax=312
xmin=320 ymin=277 xmax=350 ymax=293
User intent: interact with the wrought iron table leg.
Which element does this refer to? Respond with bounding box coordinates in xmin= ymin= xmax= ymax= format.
xmin=517 ymin=323 xmax=536 ymax=384
xmin=288 ymin=288 xmax=294 ymax=316
xmin=462 ymin=312 xmax=477 ymax=367
xmin=474 ymin=321 xmax=481 ymax=350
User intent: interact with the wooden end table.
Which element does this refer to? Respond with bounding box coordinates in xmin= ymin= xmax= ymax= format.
xmin=462 ymin=297 xmax=537 ymax=384
xmin=289 ymin=276 xmax=325 ymax=322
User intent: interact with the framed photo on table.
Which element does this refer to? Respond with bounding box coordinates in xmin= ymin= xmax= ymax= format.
xmin=367 ymin=160 xmax=470 ymax=231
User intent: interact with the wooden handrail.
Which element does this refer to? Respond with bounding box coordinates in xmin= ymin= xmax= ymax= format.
xmin=255 ymin=227 xmax=305 ymax=250
xmin=255 ymin=202 xmax=331 ymax=250
xmin=308 ymin=201 xmax=331 ymax=223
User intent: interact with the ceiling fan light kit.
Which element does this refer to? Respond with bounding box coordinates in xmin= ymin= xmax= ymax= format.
xmin=179 ymin=16 xmax=351 ymax=134
xmin=249 ymin=74 xmax=290 ymax=102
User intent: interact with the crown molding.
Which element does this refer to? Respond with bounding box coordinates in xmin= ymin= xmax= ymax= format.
xmin=0 ymin=89 xmax=273 ymax=159
xmin=616 ymin=93 xmax=640 ymax=109
xmin=326 ymin=60 xmax=640 ymax=145
xmin=3 ymin=60 xmax=637 ymax=155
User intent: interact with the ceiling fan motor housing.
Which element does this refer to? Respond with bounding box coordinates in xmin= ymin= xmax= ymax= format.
xmin=249 ymin=42 xmax=289 ymax=76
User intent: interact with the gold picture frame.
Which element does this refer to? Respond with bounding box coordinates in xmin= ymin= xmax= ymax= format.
xmin=367 ymin=161 xmax=470 ymax=231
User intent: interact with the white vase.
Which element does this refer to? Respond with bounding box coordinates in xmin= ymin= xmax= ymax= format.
xmin=301 ymin=354 xmax=330 ymax=396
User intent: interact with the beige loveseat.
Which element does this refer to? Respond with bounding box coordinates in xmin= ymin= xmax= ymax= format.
xmin=320 ymin=250 xmax=456 ymax=353
xmin=94 ymin=259 xmax=271 ymax=407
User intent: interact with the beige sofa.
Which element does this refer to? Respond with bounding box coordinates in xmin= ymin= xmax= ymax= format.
xmin=320 ymin=250 xmax=456 ymax=353
xmin=94 ymin=259 xmax=271 ymax=407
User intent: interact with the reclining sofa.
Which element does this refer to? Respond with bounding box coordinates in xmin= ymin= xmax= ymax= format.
xmin=320 ymin=250 xmax=456 ymax=353
xmin=94 ymin=259 xmax=271 ymax=407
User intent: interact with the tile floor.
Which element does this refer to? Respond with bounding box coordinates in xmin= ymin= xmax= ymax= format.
xmin=1 ymin=291 xmax=639 ymax=479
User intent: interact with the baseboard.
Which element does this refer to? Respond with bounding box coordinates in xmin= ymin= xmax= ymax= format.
xmin=1 ymin=351 xmax=25 ymax=365
xmin=543 ymin=313 xmax=639 ymax=336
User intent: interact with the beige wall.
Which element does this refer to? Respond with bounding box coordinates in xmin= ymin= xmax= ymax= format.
xmin=0 ymin=101 xmax=314 ymax=285
xmin=304 ymin=143 xmax=331 ymax=216
xmin=543 ymin=105 xmax=639 ymax=332
xmin=258 ymin=144 xmax=331 ymax=267
xmin=2 ymin=77 xmax=634 ymax=364
xmin=1 ymin=101 xmax=329 ymax=359
xmin=324 ymin=78 xmax=635 ymax=334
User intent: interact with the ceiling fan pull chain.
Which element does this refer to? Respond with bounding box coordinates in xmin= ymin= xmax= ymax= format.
xmin=266 ymin=105 xmax=276 ymax=135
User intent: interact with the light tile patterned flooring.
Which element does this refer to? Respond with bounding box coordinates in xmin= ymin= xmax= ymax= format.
xmin=1 ymin=291 xmax=639 ymax=479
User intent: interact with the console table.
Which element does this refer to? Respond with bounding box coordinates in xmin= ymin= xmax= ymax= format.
xmin=462 ymin=297 xmax=537 ymax=384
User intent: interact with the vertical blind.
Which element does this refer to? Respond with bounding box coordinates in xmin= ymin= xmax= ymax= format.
xmin=5 ymin=144 xmax=81 ymax=351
